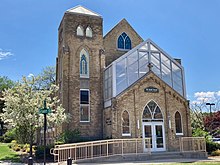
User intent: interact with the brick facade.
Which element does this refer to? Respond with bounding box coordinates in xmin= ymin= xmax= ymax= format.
xmin=56 ymin=6 xmax=191 ymax=151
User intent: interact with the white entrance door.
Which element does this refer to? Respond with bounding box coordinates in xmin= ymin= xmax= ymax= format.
xmin=143 ymin=122 xmax=165 ymax=152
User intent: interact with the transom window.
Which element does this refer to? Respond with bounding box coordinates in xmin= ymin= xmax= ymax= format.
xmin=80 ymin=89 xmax=90 ymax=122
xmin=77 ymin=25 xmax=84 ymax=36
xmin=86 ymin=26 xmax=92 ymax=37
xmin=117 ymin=32 xmax=131 ymax=50
xmin=143 ymin=100 xmax=163 ymax=121
xmin=122 ymin=110 xmax=130 ymax=136
xmin=175 ymin=111 xmax=183 ymax=135
xmin=80 ymin=49 xmax=89 ymax=78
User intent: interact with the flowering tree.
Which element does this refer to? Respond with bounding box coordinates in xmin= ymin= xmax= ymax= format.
xmin=0 ymin=76 xmax=67 ymax=156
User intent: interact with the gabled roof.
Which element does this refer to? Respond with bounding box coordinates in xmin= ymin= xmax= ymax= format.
xmin=66 ymin=5 xmax=101 ymax=17
xmin=104 ymin=18 xmax=143 ymax=41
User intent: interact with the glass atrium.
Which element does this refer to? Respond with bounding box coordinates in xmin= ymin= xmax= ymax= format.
xmin=104 ymin=39 xmax=185 ymax=105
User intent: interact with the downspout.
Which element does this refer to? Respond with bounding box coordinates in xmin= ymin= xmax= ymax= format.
xmin=163 ymin=87 xmax=170 ymax=151
xmin=133 ymin=89 xmax=137 ymax=138
xmin=186 ymin=100 xmax=190 ymax=137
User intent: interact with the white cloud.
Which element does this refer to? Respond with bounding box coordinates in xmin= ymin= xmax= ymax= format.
xmin=193 ymin=91 xmax=220 ymax=104
xmin=27 ymin=73 xmax=34 ymax=78
xmin=0 ymin=48 xmax=13 ymax=60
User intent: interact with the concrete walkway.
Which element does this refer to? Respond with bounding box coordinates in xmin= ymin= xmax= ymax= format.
xmin=1 ymin=156 xmax=220 ymax=165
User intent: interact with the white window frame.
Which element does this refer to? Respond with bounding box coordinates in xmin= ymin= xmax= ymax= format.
xmin=80 ymin=89 xmax=90 ymax=122
xmin=175 ymin=111 xmax=183 ymax=136
xmin=86 ymin=26 xmax=93 ymax=38
xmin=122 ymin=110 xmax=131 ymax=136
xmin=77 ymin=25 xmax=84 ymax=36
xmin=80 ymin=49 xmax=89 ymax=78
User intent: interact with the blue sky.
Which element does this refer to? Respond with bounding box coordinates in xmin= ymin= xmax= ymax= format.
xmin=0 ymin=0 xmax=220 ymax=104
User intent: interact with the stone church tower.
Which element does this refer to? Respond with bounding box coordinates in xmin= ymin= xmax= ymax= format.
xmin=56 ymin=6 xmax=105 ymax=139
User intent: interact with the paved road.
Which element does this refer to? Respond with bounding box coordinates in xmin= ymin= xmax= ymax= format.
xmin=1 ymin=156 xmax=220 ymax=165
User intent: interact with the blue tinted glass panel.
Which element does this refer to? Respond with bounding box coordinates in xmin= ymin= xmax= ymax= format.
xmin=118 ymin=35 xmax=124 ymax=49
xmin=80 ymin=54 xmax=87 ymax=74
xmin=122 ymin=32 xmax=127 ymax=38
xmin=125 ymin=36 xmax=131 ymax=49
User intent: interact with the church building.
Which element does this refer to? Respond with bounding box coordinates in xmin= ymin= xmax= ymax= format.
xmin=56 ymin=5 xmax=191 ymax=152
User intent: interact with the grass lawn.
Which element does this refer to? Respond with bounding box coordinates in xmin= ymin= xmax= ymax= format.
xmin=155 ymin=163 xmax=219 ymax=165
xmin=0 ymin=143 xmax=21 ymax=162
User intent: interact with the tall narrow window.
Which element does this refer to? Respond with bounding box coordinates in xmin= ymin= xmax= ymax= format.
xmin=80 ymin=49 xmax=89 ymax=78
xmin=175 ymin=111 xmax=183 ymax=135
xmin=77 ymin=25 xmax=84 ymax=36
xmin=117 ymin=32 xmax=131 ymax=50
xmin=80 ymin=90 xmax=90 ymax=122
xmin=122 ymin=110 xmax=130 ymax=136
xmin=86 ymin=27 xmax=92 ymax=37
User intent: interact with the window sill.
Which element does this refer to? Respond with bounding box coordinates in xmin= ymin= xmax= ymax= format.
xmin=117 ymin=48 xmax=130 ymax=52
xmin=80 ymin=121 xmax=90 ymax=123
xmin=122 ymin=133 xmax=131 ymax=137
xmin=176 ymin=133 xmax=183 ymax=136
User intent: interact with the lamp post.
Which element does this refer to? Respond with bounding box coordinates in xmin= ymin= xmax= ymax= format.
xmin=206 ymin=102 xmax=215 ymax=136
xmin=39 ymin=99 xmax=51 ymax=165
xmin=206 ymin=103 xmax=215 ymax=116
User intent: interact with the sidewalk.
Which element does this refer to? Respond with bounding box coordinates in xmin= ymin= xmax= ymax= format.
xmin=1 ymin=156 xmax=220 ymax=165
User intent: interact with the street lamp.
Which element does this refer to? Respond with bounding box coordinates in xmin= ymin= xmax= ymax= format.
xmin=39 ymin=99 xmax=51 ymax=165
xmin=206 ymin=103 xmax=215 ymax=116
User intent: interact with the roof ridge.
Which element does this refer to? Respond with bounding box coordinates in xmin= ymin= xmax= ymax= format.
xmin=66 ymin=5 xmax=101 ymax=17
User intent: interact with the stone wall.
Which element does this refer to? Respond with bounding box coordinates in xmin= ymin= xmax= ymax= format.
xmin=103 ymin=19 xmax=143 ymax=66
xmin=57 ymin=12 xmax=104 ymax=139
xmin=103 ymin=72 xmax=191 ymax=151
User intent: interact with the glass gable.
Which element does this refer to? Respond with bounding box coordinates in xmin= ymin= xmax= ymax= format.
xmin=104 ymin=39 xmax=186 ymax=102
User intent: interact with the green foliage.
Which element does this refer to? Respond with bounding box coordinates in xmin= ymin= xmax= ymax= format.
xmin=56 ymin=129 xmax=81 ymax=144
xmin=0 ymin=76 xmax=14 ymax=91
xmin=2 ymin=128 xmax=16 ymax=143
xmin=35 ymin=145 xmax=54 ymax=160
xmin=14 ymin=125 xmax=32 ymax=144
xmin=206 ymin=141 xmax=220 ymax=154
xmin=211 ymin=149 xmax=220 ymax=156
xmin=36 ymin=66 xmax=56 ymax=90
xmin=192 ymin=128 xmax=212 ymax=142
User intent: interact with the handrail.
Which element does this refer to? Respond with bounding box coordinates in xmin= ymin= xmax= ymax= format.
xmin=51 ymin=138 xmax=151 ymax=163
xmin=179 ymin=137 xmax=206 ymax=152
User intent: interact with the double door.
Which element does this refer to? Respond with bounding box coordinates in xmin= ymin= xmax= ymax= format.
xmin=143 ymin=122 xmax=165 ymax=152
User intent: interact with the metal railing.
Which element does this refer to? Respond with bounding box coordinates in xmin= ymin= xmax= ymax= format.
xmin=50 ymin=138 xmax=151 ymax=163
xmin=179 ymin=137 xmax=206 ymax=152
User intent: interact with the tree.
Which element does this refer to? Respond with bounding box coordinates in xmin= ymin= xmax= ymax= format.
xmin=204 ymin=111 xmax=220 ymax=137
xmin=0 ymin=76 xmax=67 ymax=156
xmin=0 ymin=76 xmax=14 ymax=136
xmin=0 ymin=76 xmax=14 ymax=91
xmin=36 ymin=66 xmax=56 ymax=90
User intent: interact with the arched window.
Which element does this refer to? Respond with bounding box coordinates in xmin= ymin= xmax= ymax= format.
xmin=175 ymin=111 xmax=183 ymax=135
xmin=77 ymin=25 xmax=84 ymax=36
xmin=143 ymin=100 xmax=163 ymax=121
xmin=117 ymin=32 xmax=131 ymax=50
xmin=86 ymin=27 xmax=92 ymax=37
xmin=122 ymin=110 xmax=130 ymax=136
xmin=80 ymin=49 xmax=89 ymax=78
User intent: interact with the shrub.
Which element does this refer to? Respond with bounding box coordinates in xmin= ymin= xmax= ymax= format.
xmin=56 ymin=129 xmax=80 ymax=144
xmin=35 ymin=145 xmax=54 ymax=160
xmin=211 ymin=149 xmax=220 ymax=156
xmin=206 ymin=141 xmax=220 ymax=154
xmin=0 ymin=136 xmax=4 ymax=142
xmin=2 ymin=128 xmax=16 ymax=143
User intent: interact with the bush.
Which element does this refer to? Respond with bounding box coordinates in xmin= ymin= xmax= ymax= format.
xmin=2 ymin=128 xmax=16 ymax=143
xmin=56 ymin=129 xmax=80 ymax=144
xmin=211 ymin=149 xmax=220 ymax=156
xmin=206 ymin=141 xmax=220 ymax=154
xmin=35 ymin=145 xmax=54 ymax=160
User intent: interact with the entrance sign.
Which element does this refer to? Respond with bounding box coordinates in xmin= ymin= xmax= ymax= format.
xmin=144 ymin=86 xmax=159 ymax=93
